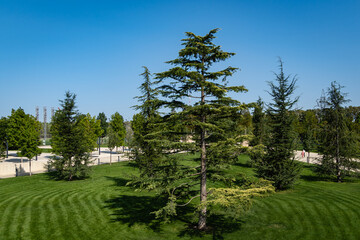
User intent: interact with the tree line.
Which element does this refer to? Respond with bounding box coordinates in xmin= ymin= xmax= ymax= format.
xmin=0 ymin=93 xmax=127 ymax=179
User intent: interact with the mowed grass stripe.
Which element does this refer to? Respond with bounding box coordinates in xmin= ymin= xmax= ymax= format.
xmin=286 ymin=197 xmax=317 ymax=239
xmin=20 ymin=194 xmax=43 ymax=240
xmin=86 ymin=191 xmax=115 ymax=239
xmin=317 ymin=192 xmax=360 ymax=239
xmin=0 ymin=191 xmax=42 ymax=239
xmin=67 ymin=190 xmax=98 ymax=240
xmin=44 ymin=189 xmax=74 ymax=239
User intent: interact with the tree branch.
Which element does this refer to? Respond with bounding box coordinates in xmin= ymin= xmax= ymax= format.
xmin=177 ymin=194 xmax=200 ymax=207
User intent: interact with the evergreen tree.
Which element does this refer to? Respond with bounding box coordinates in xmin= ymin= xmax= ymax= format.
xmin=128 ymin=29 xmax=274 ymax=230
xmin=256 ymin=59 xmax=301 ymax=190
xmin=317 ymin=82 xmax=359 ymax=182
xmin=251 ymin=97 xmax=266 ymax=146
xmin=131 ymin=66 xmax=162 ymax=176
xmin=50 ymin=92 xmax=92 ymax=180
xmin=109 ymin=112 xmax=126 ymax=151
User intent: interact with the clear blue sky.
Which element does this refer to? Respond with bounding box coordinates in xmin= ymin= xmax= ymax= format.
xmin=1 ymin=0 xmax=359 ymax=121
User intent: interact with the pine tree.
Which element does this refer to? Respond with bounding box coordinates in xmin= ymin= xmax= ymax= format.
xmin=256 ymin=59 xmax=301 ymax=190
xmin=128 ymin=29 xmax=274 ymax=230
xmin=131 ymin=66 xmax=162 ymax=176
xmin=50 ymin=92 xmax=92 ymax=180
xmin=317 ymin=82 xmax=359 ymax=182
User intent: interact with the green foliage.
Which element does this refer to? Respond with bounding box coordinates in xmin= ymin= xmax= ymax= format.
xmin=50 ymin=92 xmax=94 ymax=180
xmin=0 ymin=117 xmax=8 ymax=158
xmin=207 ymin=179 xmax=275 ymax=218
xmin=316 ymin=82 xmax=359 ymax=182
xmin=128 ymin=29 xmax=269 ymax=230
xmin=109 ymin=112 xmax=126 ymax=149
xmin=107 ymin=126 xmax=118 ymax=152
xmin=130 ymin=66 xmax=163 ymax=177
xmin=78 ymin=113 xmax=103 ymax=151
xmin=251 ymin=98 xmax=266 ymax=146
xmin=5 ymin=108 xmax=41 ymax=162
xmin=255 ymin=59 xmax=301 ymax=190
xmin=293 ymin=109 xmax=318 ymax=152
xmin=6 ymin=108 xmax=26 ymax=150
xmin=97 ymin=112 xmax=108 ymax=137
xmin=3 ymin=108 xmax=41 ymax=176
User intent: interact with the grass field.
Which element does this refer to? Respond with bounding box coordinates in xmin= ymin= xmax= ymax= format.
xmin=0 ymin=155 xmax=360 ymax=240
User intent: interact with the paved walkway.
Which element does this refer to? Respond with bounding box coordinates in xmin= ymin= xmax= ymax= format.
xmin=0 ymin=147 xmax=130 ymax=179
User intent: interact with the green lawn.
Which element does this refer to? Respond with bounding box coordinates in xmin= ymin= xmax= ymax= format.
xmin=0 ymin=155 xmax=360 ymax=240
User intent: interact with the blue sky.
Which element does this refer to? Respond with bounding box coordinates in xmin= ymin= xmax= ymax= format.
xmin=0 ymin=0 xmax=359 ymax=121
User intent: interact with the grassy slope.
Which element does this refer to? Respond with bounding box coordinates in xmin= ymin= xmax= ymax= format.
xmin=0 ymin=155 xmax=359 ymax=240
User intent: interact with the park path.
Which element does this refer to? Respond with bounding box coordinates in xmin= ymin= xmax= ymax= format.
xmin=1 ymin=148 xmax=324 ymax=179
xmin=0 ymin=147 xmax=129 ymax=179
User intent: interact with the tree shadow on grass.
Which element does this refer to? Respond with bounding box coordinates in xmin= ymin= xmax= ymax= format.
xmin=104 ymin=176 xmax=129 ymax=187
xmin=104 ymin=177 xmax=244 ymax=238
xmin=178 ymin=213 xmax=244 ymax=240
xmin=104 ymin=194 xmax=167 ymax=232
xmin=300 ymin=165 xmax=337 ymax=182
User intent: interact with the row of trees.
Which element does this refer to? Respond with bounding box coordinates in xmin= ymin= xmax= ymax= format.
xmin=251 ymin=81 xmax=360 ymax=183
xmin=0 ymin=109 xmax=42 ymax=175
xmin=0 ymin=92 xmax=127 ymax=179
xmin=50 ymin=92 xmax=128 ymax=179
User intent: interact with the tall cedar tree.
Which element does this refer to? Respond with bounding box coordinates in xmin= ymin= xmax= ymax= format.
xmin=131 ymin=66 xmax=162 ymax=176
xmin=50 ymin=92 xmax=95 ymax=180
xmin=257 ymin=59 xmax=302 ymax=190
xmin=150 ymin=29 xmax=274 ymax=230
xmin=317 ymin=82 xmax=359 ymax=182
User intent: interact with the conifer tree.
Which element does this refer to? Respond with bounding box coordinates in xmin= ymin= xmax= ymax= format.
xmin=131 ymin=66 xmax=162 ymax=176
xmin=128 ymin=29 xmax=274 ymax=230
xmin=256 ymin=59 xmax=301 ymax=190
xmin=252 ymin=97 xmax=266 ymax=146
xmin=50 ymin=92 xmax=92 ymax=180
xmin=317 ymin=82 xmax=359 ymax=182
